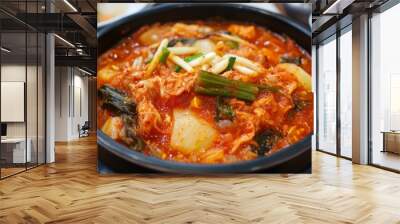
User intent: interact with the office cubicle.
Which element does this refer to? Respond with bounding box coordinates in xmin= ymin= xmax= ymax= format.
xmin=0 ymin=0 xmax=46 ymax=179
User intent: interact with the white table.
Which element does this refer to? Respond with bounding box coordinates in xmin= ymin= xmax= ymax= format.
xmin=1 ymin=138 xmax=31 ymax=163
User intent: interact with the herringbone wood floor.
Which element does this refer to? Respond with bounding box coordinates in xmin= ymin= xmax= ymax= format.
xmin=0 ymin=136 xmax=400 ymax=224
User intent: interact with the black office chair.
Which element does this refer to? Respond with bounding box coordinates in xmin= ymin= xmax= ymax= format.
xmin=78 ymin=121 xmax=90 ymax=138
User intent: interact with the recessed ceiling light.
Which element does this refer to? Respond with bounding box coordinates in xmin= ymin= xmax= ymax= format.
xmin=323 ymin=0 xmax=354 ymax=15
xmin=77 ymin=67 xmax=92 ymax=76
xmin=63 ymin=0 xmax=78 ymax=12
xmin=1 ymin=47 xmax=11 ymax=53
xmin=54 ymin=34 xmax=75 ymax=48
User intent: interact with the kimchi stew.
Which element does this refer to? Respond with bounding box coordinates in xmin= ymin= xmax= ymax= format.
xmin=98 ymin=21 xmax=313 ymax=164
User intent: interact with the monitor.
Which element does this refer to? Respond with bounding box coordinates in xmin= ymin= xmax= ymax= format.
xmin=1 ymin=123 xmax=7 ymax=137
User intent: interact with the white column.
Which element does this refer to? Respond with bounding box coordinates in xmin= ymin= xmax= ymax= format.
xmin=312 ymin=45 xmax=317 ymax=151
xmin=46 ymin=32 xmax=55 ymax=163
xmin=352 ymin=14 xmax=369 ymax=164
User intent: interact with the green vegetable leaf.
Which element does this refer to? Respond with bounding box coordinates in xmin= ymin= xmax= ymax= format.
xmin=215 ymin=96 xmax=235 ymax=121
xmin=98 ymin=85 xmax=136 ymax=116
xmin=294 ymin=99 xmax=309 ymax=112
xmin=280 ymin=56 xmax=301 ymax=65
xmin=168 ymin=38 xmax=196 ymax=47
xmin=225 ymin=40 xmax=239 ymax=49
xmin=121 ymin=115 xmax=145 ymax=151
xmin=254 ymin=129 xmax=282 ymax=156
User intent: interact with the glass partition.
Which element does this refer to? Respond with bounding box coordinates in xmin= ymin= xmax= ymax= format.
xmin=0 ymin=1 xmax=46 ymax=179
xmin=1 ymin=31 xmax=28 ymax=177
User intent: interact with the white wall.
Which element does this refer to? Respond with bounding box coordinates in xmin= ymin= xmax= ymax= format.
xmin=1 ymin=65 xmax=26 ymax=141
xmin=55 ymin=67 xmax=70 ymax=141
xmin=54 ymin=67 xmax=89 ymax=141
xmin=72 ymin=73 xmax=89 ymax=138
xmin=1 ymin=65 xmax=33 ymax=138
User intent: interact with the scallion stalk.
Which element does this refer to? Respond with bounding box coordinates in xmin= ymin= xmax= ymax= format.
xmin=225 ymin=57 xmax=236 ymax=71
xmin=159 ymin=47 xmax=170 ymax=64
xmin=175 ymin=53 xmax=204 ymax=72
xmin=198 ymin=70 xmax=258 ymax=94
xmin=194 ymin=86 xmax=256 ymax=101
xmin=194 ymin=71 xmax=259 ymax=101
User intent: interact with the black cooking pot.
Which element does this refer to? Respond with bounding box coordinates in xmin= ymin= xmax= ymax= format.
xmin=97 ymin=3 xmax=312 ymax=173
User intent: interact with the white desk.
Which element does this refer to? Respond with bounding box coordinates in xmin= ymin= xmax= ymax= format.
xmin=1 ymin=138 xmax=31 ymax=163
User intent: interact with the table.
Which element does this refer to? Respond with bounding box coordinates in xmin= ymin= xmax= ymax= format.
xmin=1 ymin=138 xmax=32 ymax=164
xmin=381 ymin=131 xmax=400 ymax=154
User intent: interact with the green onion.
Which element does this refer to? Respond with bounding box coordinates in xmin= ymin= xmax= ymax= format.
xmin=145 ymin=56 xmax=153 ymax=64
xmin=225 ymin=57 xmax=236 ymax=71
xmin=159 ymin=47 xmax=170 ymax=64
xmin=194 ymin=70 xmax=259 ymax=101
xmin=185 ymin=53 xmax=204 ymax=61
xmin=256 ymin=84 xmax=280 ymax=93
xmin=175 ymin=53 xmax=204 ymax=72
xmin=195 ymin=86 xmax=256 ymax=101
xmin=195 ymin=70 xmax=282 ymax=101
xmin=225 ymin=40 xmax=239 ymax=49
xmin=198 ymin=70 xmax=258 ymax=94
xmin=175 ymin=66 xmax=182 ymax=72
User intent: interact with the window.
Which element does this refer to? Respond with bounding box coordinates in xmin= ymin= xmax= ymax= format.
xmin=370 ymin=3 xmax=400 ymax=171
xmin=339 ymin=28 xmax=352 ymax=158
xmin=317 ymin=36 xmax=337 ymax=154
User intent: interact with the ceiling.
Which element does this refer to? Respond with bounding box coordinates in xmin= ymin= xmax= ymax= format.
xmin=0 ymin=0 xmax=96 ymax=74
xmin=311 ymin=0 xmax=391 ymax=43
